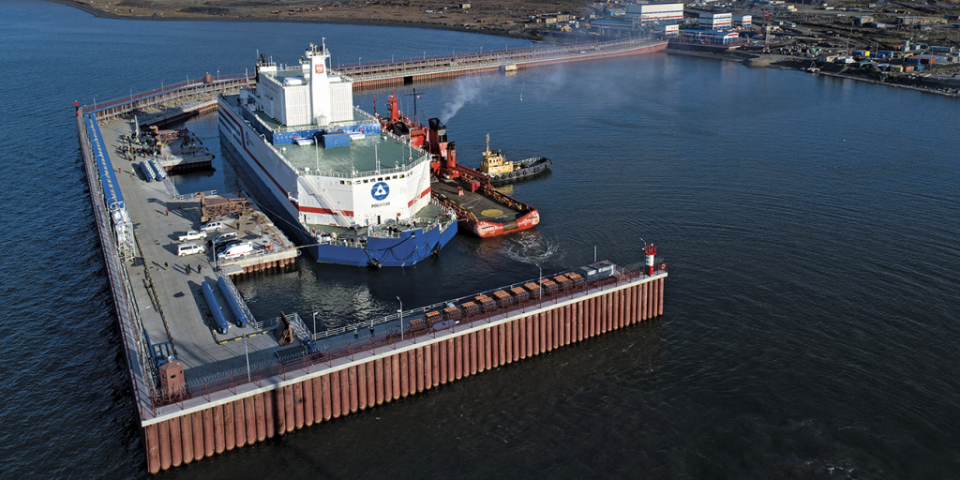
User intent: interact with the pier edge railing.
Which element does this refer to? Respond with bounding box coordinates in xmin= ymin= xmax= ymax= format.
xmin=336 ymin=36 xmax=668 ymax=82
xmin=77 ymin=108 xmax=157 ymax=420
xmin=148 ymin=263 xmax=667 ymax=410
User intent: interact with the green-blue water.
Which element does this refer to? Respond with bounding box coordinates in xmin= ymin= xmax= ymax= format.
xmin=2 ymin=0 xmax=959 ymax=478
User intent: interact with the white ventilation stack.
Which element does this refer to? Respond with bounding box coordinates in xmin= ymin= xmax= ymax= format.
xmin=306 ymin=43 xmax=333 ymax=126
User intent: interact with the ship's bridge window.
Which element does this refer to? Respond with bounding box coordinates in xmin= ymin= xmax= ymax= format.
xmin=399 ymin=174 xmax=405 ymax=178
xmin=392 ymin=175 xmax=398 ymax=179
xmin=377 ymin=177 xmax=383 ymax=181
xmin=363 ymin=179 xmax=368 ymax=183
xmin=340 ymin=180 xmax=345 ymax=185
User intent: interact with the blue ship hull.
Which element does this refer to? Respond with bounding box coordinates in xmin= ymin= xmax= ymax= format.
xmin=219 ymin=120 xmax=456 ymax=268
xmin=314 ymin=223 xmax=457 ymax=267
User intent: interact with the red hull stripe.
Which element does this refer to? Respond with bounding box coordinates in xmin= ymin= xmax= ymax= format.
xmin=467 ymin=210 xmax=540 ymax=237
xmin=408 ymin=187 xmax=431 ymax=208
xmin=298 ymin=206 xmax=355 ymax=217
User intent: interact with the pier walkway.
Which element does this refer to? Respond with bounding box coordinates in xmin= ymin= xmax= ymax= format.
xmin=337 ymin=37 xmax=668 ymax=90
xmin=85 ymin=37 xmax=667 ymax=132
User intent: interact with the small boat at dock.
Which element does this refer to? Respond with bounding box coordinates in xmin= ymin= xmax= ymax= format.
xmin=476 ymin=134 xmax=552 ymax=183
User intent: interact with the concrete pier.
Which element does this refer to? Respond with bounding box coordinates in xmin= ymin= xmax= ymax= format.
xmin=75 ymin=39 xmax=672 ymax=473
xmin=338 ymin=37 xmax=668 ymax=90
xmin=138 ymin=268 xmax=665 ymax=474
xmin=86 ymin=112 xmax=304 ymax=386
xmin=83 ymin=112 xmax=667 ymax=471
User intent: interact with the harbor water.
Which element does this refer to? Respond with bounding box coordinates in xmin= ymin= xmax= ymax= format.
xmin=2 ymin=0 xmax=959 ymax=477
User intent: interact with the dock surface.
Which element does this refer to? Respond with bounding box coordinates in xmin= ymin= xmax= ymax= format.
xmin=98 ymin=116 xmax=300 ymax=380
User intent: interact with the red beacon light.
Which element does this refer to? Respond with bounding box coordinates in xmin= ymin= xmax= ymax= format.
xmin=645 ymin=244 xmax=657 ymax=276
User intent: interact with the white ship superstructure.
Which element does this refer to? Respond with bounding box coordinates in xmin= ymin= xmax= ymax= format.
xmin=218 ymin=42 xmax=456 ymax=267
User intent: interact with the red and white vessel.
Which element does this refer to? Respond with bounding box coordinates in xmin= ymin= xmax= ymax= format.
xmin=376 ymin=95 xmax=540 ymax=238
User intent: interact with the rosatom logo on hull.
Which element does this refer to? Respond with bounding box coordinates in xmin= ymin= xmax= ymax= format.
xmin=371 ymin=182 xmax=389 ymax=201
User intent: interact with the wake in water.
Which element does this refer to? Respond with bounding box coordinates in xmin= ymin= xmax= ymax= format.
xmin=496 ymin=231 xmax=561 ymax=264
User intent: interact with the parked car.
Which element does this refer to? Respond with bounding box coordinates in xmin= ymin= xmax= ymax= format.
xmin=177 ymin=243 xmax=205 ymax=256
xmin=213 ymin=231 xmax=238 ymax=246
xmin=200 ymin=220 xmax=225 ymax=233
xmin=178 ymin=230 xmax=207 ymax=242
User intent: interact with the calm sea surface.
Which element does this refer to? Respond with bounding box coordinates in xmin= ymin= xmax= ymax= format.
xmin=2 ymin=0 xmax=959 ymax=478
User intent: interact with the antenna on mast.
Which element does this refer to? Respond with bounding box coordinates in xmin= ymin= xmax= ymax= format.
xmin=404 ymin=88 xmax=425 ymax=126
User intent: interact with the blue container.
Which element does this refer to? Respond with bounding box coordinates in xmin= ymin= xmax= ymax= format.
xmin=321 ymin=131 xmax=351 ymax=148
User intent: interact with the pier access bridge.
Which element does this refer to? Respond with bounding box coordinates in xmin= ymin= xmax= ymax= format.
xmin=88 ymin=36 xmax=668 ymax=127
xmin=335 ymin=36 xmax=669 ymax=90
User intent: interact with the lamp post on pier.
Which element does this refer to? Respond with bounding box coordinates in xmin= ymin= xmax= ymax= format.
xmin=397 ymin=296 xmax=404 ymax=341
xmin=244 ymin=336 xmax=251 ymax=382
xmin=536 ymin=263 xmax=543 ymax=300
xmin=639 ymin=237 xmax=647 ymax=276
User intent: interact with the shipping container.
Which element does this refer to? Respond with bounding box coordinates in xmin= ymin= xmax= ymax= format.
xmin=321 ymin=131 xmax=351 ymax=148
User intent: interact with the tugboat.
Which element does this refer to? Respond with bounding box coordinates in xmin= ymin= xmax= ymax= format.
xmin=476 ymin=134 xmax=552 ymax=183
xmin=426 ymin=120 xmax=540 ymax=238
xmin=375 ymin=96 xmax=540 ymax=238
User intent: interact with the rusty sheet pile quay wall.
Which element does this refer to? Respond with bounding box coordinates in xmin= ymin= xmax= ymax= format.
xmin=141 ymin=268 xmax=665 ymax=474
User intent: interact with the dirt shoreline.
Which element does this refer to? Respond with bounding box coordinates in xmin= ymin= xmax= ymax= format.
xmin=42 ymin=0 xmax=540 ymax=40
xmin=45 ymin=0 xmax=959 ymax=98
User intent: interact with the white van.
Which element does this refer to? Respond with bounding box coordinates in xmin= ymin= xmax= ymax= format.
xmin=217 ymin=242 xmax=253 ymax=260
xmin=177 ymin=243 xmax=205 ymax=256
xmin=200 ymin=220 xmax=225 ymax=233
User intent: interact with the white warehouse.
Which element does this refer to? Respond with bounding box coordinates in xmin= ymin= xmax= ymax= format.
xmin=625 ymin=3 xmax=684 ymax=24
xmin=655 ymin=23 xmax=680 ymax=35
xmin=699 ymin=12 xmax=732 ymax=30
